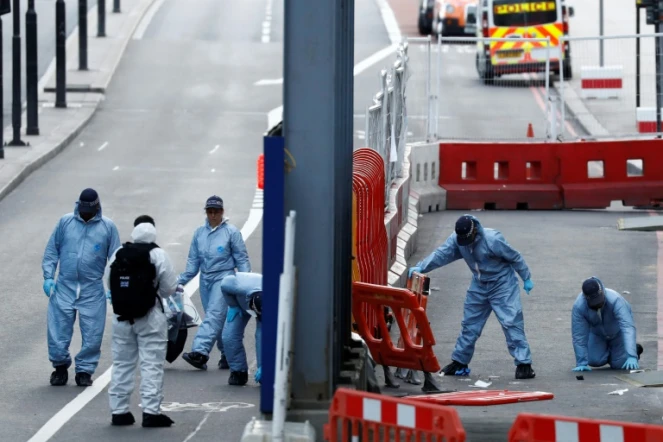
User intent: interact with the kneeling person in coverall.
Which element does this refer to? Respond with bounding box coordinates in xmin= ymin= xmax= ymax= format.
xmin=571 ymin=277 xmax=644 ymax=373
xmin=408 ymin=215 xmax=536 ymax=380
xmin=180 ymin=196 xmax=251 ymax=370
xmin=104 ymin=216 xmax=178 ymax=428
xmin=42 ymin=188 xmax=121 ymax=387
xmin=221 ymin=272 xmax=263 ymax=386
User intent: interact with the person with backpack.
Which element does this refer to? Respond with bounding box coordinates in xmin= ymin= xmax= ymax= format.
xmin=42 ymin=188 xmax=121 ymax=387
xmin=103 ymin=215 xmax=178 ymax=428
xmin=179 ymin=195 xmax=251 ymax=371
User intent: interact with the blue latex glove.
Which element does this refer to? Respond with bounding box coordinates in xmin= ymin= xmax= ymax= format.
xmin=255 ymin=367 xmax=262 ymax=383
xmin=43 ymin=279 xmax=55 ymax=297
xmin=106 ymin=290 xmax=112 ymax=304
xmin=572 ymin=365 xmax=592 ymax=372
xmin=622 ymin=357 xmax=639 ymax=370
xmin=523 ymin=279 xmax=534 ymax=295
xmin=227 ymin=306 xmax=241 ymax=323
xmin=408 ymin=266 xmax=422 ymax=279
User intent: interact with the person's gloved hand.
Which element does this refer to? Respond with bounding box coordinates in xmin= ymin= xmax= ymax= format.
xmin=255 ymin=367 xmax=262 ymax=383
xmin=523 ymin=279 xmax=534 ymax=295
xmin=622 ymin=357 xmax=639 ymax=370
xmin=408 ymin=266 xmax=422 ymax=279
xmin=43 ymin=279 xmax=55 ymax=297
xmin=572 ymin=365 xmax=592 ymax=372
xmin=176 ymin=284 xmax=184 ymax=294
xmin=106 ymin=290 xmax=112 ymax=304
xmin=227 ymin=306 xmax=241 ymax=323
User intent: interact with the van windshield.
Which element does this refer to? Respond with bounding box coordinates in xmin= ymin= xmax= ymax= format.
xmin=492 ymin=0 xmax=557 ymax=27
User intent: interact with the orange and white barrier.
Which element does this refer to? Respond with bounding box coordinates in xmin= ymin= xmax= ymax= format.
xmin=636 ymin=107 xmax=663 ymax=133
xmin=508 ymin=413 xmax=663 ymax=442
xmin=580 ymin=66 xmax=623 ymax=99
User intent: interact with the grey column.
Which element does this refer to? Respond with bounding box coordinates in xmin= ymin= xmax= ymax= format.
xmin=283 ymin=0 xmax=355 ymax=405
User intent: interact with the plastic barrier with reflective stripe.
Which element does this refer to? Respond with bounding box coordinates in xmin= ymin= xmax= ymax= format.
xmin=508 ymin=413 xmax=663 ymax=442
xmin=323 ymin=387 xmax=466 ymax=442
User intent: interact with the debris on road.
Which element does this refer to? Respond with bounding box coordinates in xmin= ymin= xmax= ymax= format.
xmin=608 ymin=389 xmax=629 ymax=396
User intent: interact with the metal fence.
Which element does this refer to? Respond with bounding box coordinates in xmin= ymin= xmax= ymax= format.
xmin=557 ymin=33 xmax=663 ymax=140
xmin=364 ymin=38 xmax=423 ymax=206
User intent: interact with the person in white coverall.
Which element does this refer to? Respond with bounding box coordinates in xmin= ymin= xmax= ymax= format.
xmin=104 ymin=216 xmax=178 ymax=428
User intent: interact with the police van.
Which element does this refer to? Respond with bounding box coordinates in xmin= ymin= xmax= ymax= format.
xmin=475 ymin=0 xmax=574 ymax=83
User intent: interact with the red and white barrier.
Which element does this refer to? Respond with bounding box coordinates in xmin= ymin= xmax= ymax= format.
xmin=508 ymin=413 xmax=663 ymax=442
xmin=580 ymin=66 xmax=623 ymax=99
xmin=636 ymin=107 xmax=663 ymax=133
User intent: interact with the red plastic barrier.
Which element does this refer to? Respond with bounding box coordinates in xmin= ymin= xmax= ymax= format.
xmin=352 ymin=148 xmax=389 ymax=338
xmin=438 ymin=142 xmax=564 ymax=210
xmin=256 ymin=154 xmax=264 ymax=190
xmin=352 ymin=281 xmax=441 ymax=372
xmin=408 ymin=390 xmax=554 ymax=406
xmin=508 ymin=413 xmax=663 ymax=442
xmin=557 ymin=139 xmax=663 ymax=209
xmin=323 ymin=388 xmax=467 ymax=442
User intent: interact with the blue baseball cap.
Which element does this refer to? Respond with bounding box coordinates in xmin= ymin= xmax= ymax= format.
xmin=455 ymin=215 xmax=477 ymax=246
xmin=204 ymin=195 xmax=223 ymax=210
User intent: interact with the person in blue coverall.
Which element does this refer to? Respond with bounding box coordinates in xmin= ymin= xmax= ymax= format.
xmin=571 ymin=277 xmax=644 ymax=372
xmin=220 ymin=272 xmax=263 ymax=386
xmin=408 ymin=214 xmax=536 ymax=380
xmin=180 ymin=195 xmax=251 ymax=370
xmin=42 ymin=188 xmax=121 ymax=387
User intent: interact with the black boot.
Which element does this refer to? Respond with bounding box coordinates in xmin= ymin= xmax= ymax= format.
xmin=218 ymin=354 xmax=229 ymax=370
xmin=142 ymin=413 xmax=174 ymax=428
xmin=441 ymin=360 xmax=470 ymax=376
xmin=182 ymin=352 xmax=209 ymax=370
xmin=637 ymin=343 xmax=644 ymax=360
xmin=515 ymin=364 xmax=536 ymax=379
xmin=50 ymin=365 xmax=68 ymax=386
xmin=228 ymin=370 xmax=249 ymax=386
xmin=75 ymin=372 xmax=94 ymax=387
xmin=111 ymin=412 xmax=135 ymax=426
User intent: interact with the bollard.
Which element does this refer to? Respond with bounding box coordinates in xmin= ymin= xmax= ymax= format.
xmin=113 ymin=0 xmax=120 ymax=13
xmin=78 ymin=0 xmax=87 ymax=70
xmin=25 ymin=0 xmax=38 ymax=135
xmin=8 ymin=0 xmax=25 ymax=146
xmin=55 ymin=0 xmax=66 ymax=108
xmin=97 ymin=0 xmax=105 ymax=37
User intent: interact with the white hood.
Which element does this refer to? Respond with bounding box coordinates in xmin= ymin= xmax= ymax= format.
xmin=131 ymin=223 xmax=157 ymax=244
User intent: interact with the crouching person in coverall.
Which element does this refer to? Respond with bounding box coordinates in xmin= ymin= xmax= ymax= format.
xmin=104 ymin=216 xmax=178 ymax=428
xmin=571 ymin=277 xmax=644 ymax=373
xmin=408 ymin=214 xmax=536 ymax=380
xmin=42 ymin=188 xmax=121 ymax=387
xmin=221 ymin=272 xmax=262 ymax=386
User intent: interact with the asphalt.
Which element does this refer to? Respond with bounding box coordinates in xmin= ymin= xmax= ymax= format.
xmin=0 ymin=0 xmax=95 ymax=125
xmin=0 ymin=0 xmax=395 ymax=441
xmin=392 ymin=210 xmax=663 ymax=441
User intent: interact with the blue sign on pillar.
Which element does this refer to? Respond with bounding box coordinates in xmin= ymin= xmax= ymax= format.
xmin=260 ymin=127 xmax=285 ymax=414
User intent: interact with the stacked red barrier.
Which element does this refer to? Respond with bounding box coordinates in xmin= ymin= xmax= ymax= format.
xmin=438 ymin=139 xmax=663 ymax=210
xmin=352 ymin=148 xmax=389 ymax=336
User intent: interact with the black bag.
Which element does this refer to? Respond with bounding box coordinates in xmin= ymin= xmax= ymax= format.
xmin=109 ymin=242 xmax=161 ymax=323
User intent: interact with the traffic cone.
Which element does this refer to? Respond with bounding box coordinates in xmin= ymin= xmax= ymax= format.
xmin=526 ymin=123 xmax=534 ymax=138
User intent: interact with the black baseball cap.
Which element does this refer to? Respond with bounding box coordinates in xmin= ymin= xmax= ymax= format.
xmin=455 ymin=215 xmax=477 ymax=246
xmin=582 ymin=277 xmax=606 ymax=310
xmin=78 ymin=188 xmax=100 ymax=214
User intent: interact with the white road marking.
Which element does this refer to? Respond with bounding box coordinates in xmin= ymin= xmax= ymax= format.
xmin=79 ymin=142 xmax=84 ymax=147
xmin=255 ymin=78 xmax=283 ymax=86
xmin=209 ymin=145 xmax=220 ymax=154
xmin=373 ymin=0 xmax=402 ymax=45
xmin=262 ymin=0 xmax=273 ymax=43
xmin=211 ymin=168 xmax=216 ymax=173
xmin=112 ymin=166 xmax=119 ymax=171
xmin=97 ymin=142 xmax=108 ymax=152
xmin=133 ymin=0 xmax=166 ymax=40
xmin=182 ymin=414 xmax=211 ymax=442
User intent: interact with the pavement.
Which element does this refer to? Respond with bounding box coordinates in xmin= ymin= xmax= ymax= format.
xmin=0 ymin=0 xmax=98 ymax=127
xmin=0 ymin=0 xmax=405 ymax=441
xmin=390 ymin=210 xmax=663 ymax=441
